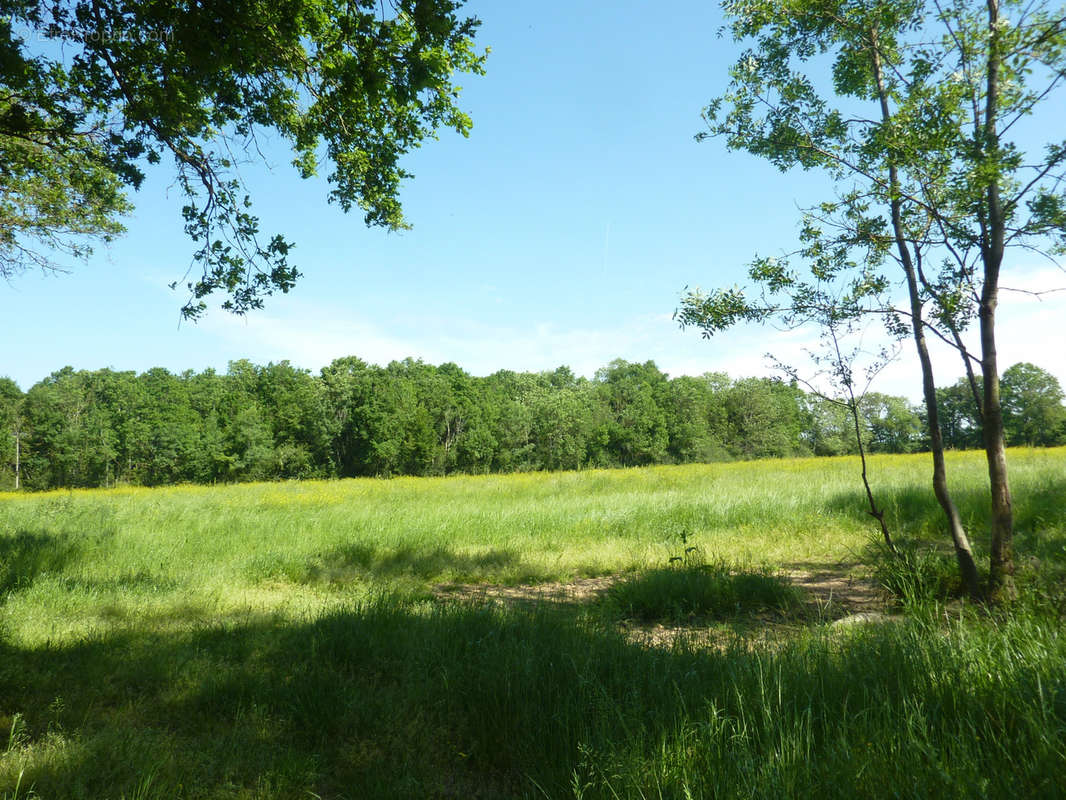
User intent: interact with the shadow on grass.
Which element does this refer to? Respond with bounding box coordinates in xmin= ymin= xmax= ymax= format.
xmin=320 ymin=542 xmax=528 ymax=582
xmin=837 ymin=469 xmax=1066 ymax=605
xmin=0 ymin=528 xmax=98 ymax=597
xmin=57 ymin=572 xmax=180 ymax=595
xmin=1012 ymin=476 xmax=1066 ymax=564
xmin=250 ymin=542 xmax=553 ymax=587
xmin=826 ymin=472 xmax=1066 ymax=558
xmin=2 ymin=599 xmax=1064 ymax=800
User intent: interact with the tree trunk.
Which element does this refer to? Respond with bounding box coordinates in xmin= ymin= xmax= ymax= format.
xmin=979 ymin=289 xmax=1015 ymax=600
xmin=904 ymin=258 xmax=982 ymax=600
xmin=980 ymin=0 xmax=1016 ymax=601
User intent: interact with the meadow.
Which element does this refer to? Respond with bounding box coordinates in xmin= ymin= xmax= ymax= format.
xmin=1 ymin=449 xmax=1064 ymax=798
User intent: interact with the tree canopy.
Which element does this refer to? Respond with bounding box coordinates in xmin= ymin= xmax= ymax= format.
xmin=0 ymin=0 xmax=485 ymax=317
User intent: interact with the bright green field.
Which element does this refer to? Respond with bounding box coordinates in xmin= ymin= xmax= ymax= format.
xmin=1 ymin=449 xmax=1065 ymax=798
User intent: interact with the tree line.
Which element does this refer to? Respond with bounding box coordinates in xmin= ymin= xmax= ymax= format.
xmin=1 ymin=357 xmax=1062 ymax=491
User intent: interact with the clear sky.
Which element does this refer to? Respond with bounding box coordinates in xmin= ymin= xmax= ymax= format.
xmin=5 ymin=0 xmax=1065 ymax=398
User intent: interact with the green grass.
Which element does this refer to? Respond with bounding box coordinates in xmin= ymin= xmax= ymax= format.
xmin=0 ymin=448 xmax=1065 ymax=798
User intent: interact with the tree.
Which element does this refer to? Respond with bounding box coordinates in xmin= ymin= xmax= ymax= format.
xmin=0 ymin=377 xmax=23 ymax=490
xmin=528 ymin=385 xmax=592 ymax=471
xmin=217 ymin=361 xmax=276 ymax=481
xmin=480 ymin=369 xmax=540 ymax=472
xmin=680 ymin=0 xmax=1066 ymax=599
xmin=319 ymin=356 xmax=375 ymax=477
xmin=2 ymin=1 xmax=485 ymax=317
xmin=936 ymin=377 xmax=984 ymax=450
xmin=664 ymin=374 xmax=730 ymax=463
xmin=20 ymin=367 xmax=120 ymax=488
xmin=723 ymin=377 xmax=808 ymax=460
xmin=1000 ymin=362 xmax=1066 ymax=447
xmin=184 ymin=368 xmax=233 ymax=483
xmin=118 ymin=368 xmax=202 ymax=485
xmin=593 ymin=360 xmax=670 ymax=467
xmin=805 ymin=394 xmax=856 ymax=456
xmin=861 ymin=392 xmax=922 ymax=454
xmin=255 ymin=361 xmax=335 ymax=478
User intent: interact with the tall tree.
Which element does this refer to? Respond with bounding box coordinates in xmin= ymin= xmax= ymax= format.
xmin=320 ymin=356 xmax=375 ymax=477
xmin=0 ymin=377 xmax=23 ymax=490
xmin=861 ymin=392 xmax=922 ymax=454
xmin=593 ymin=360 xmax=670 ymax=467
xmin=21 ymin=367 xmax=119 ymax=488
xmin=528 ymin=385 xmax=592 ymax=471
xmin=256 ymin=361 xmax=335 ymax=478
xmin=680 ymin=0 xmax=1066 ymax=599
xmin=723 ymin=377 xmax=809 ymax=460
xmin=664 ymin=374 xmax=730 ymax=463
xmin=935 ymin=377 xmax=984 ymax=449
xmin=1000 ymin=362 xmax=1066 ymax=447
xmin=480 ymin=369 xmax=540 ymax=472
xmin=2 ymin=0 xmax=485 ymax=316
xmin=121 ymin=368 xmax=202 ymax=485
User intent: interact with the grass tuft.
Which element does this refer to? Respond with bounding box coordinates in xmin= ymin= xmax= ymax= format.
xmin=870 ymin=540 xmax=965 ymax=606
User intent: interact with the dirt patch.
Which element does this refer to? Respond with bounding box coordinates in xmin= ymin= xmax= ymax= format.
xmin=434 ymin=563 xmax=886 ymax=616
xmin=619 ymin=566 xmax=896 ymax=650
xmin=784 ymin=564 xmax=887 ymax=615
xmin=432 ymin=562 xmax=898 ymax=650
xmin=433 ymin=575 xmax=619 ymax=607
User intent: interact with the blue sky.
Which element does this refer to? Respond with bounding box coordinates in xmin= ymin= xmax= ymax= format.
xmin=5 ymin=0 xmax=1065 ymax=398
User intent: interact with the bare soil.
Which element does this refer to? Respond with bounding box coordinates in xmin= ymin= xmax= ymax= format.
xmin=433 ymin=575 xmax=620 ymax=606
xmin=782 ymin=561 xmax=886 ymax=614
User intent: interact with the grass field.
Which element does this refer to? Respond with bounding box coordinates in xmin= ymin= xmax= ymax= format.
xmin=1 ymin=449 xmax=1065 ymax=798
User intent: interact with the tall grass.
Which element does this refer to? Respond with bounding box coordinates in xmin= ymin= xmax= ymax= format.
xmin=0 ymin=448 xmax=1064 ymax=797
xmin=1 ymin=597 xmax=1064 ymax=799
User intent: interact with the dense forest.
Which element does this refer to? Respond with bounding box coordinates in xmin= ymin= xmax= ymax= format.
xmin=1 ymin=357 xmax=1063 ymax=491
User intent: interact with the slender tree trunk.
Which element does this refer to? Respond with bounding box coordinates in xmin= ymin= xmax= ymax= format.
xmin=829 ymin=324 xmax=896 ymax=553
xmin=852 ymin=398 xmax=895 ymax=554
xmin=870 ymin=30 xmax=981 ymax=598
xmin=903 ymin=259 xmax=982 ymax=599
xmin=980 ymin=286 xmax=1014 ymax=599
xmin=981 ymin=0 xmax=1016 ymax=601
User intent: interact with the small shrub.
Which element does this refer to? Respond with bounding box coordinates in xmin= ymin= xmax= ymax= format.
xmin=603 ymin=553 xmax=802 ymax=623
